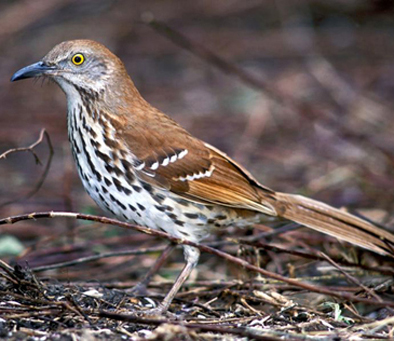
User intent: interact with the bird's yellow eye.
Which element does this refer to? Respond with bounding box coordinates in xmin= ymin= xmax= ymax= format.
xmin=71 ymin=53 xmax=85 ymax=66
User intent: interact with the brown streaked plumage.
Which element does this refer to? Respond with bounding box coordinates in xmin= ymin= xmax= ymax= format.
xmin=11 ymin=40 xmax=394 ymax=314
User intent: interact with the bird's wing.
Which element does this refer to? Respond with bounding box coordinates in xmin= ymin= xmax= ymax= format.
xmin=119 ymin=114 xmax=277 ymax=216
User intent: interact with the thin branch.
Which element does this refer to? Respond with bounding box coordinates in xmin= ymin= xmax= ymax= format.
xmin=0 ymin=128 xmax=46 ymax=163
xmin=32 ymin=245 xmax=167 ymax=272
xmin=319 ymin=252 xmax=383 ymax=302
xmin=0 ymin=129 xmax=54 ymax=207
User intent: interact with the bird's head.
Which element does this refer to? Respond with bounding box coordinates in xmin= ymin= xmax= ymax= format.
xmin=11 ymin=40 xmax=130 ymax=98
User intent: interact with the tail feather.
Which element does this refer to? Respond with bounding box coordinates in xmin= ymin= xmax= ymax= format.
xmin=274 ymin=192 xmax=394 ymax=257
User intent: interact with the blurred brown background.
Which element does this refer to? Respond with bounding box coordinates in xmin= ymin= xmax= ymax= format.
xmin=0 ymin=0 xmax=393 ymax=273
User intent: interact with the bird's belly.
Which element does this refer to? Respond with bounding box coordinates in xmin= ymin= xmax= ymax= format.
xmin=79 ymin=169 xmax=262 ymax=242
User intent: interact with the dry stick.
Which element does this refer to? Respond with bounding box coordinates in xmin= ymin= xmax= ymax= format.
xmin=0 ymin=259 xmax=16 ymax=273
xmin=1 ymin=211 xmax=394 ymax=308
xmin=20 ymin=230 xmax=156 ymax=261
xmin=0 ymin=128 xmax=45 ymax=162
xmin=318 ymin=252 xmax=383 ymax=302
xmin=0 ymin=272 xmax=19 ymax=286
xmin=127 ymin=243 xmax=176 ymax=294
xmin=66 ymin=293 xmax=94 ymax=327
xmin=185 ymin=315 xmax=265 ymax=326
xmin=32 ymin=245 xmax=167 ymax=272
xmin=0 ymin=129 xmax=54 ymax=207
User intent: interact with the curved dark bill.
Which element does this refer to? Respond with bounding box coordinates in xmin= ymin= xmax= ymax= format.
xmin=11 ymin=61 xmax=55 ymax=82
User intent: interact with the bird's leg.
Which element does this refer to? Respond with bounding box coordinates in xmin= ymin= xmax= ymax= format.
xmin=127 ymin=243 xmax=176 ymax=295
xmin=142 ymin=245 xmax=200 ymax=315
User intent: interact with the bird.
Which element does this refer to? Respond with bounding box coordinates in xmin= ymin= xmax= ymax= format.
xmin=11 ymin=40 xmax=394 ymax=314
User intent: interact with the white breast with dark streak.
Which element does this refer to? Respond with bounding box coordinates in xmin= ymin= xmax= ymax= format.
xmin=66 ymin=96 xmax=261 ymax=243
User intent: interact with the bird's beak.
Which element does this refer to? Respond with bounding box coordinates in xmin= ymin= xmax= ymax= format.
xmin=11 ymin=61 xmax=56 ymax=82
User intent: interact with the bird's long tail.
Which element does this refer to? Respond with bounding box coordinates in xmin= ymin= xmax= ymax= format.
xmin=273 ymin=192 xmax=394 ymax=257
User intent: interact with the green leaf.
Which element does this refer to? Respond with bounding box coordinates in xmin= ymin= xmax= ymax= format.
xmin=0 ymin=235 xmax=25 ymax=256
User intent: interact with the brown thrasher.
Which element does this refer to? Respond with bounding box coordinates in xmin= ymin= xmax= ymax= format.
xmin=11 ymin=40 xmax=394 ymax=313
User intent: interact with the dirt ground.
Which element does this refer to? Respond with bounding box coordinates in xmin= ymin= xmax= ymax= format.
xmin=0 ymin=0 xmax=394 ymax=339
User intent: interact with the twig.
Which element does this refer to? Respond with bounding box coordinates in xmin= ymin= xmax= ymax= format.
xmin=66 ymin=294 xmax=94 ymax=327
xmin=0 ymin=129 xmax=54 ymax=207
xmin=32 ymin=245 xmax=167 ymax=272
xmin=126 ymin=243 xmax=176 ymax=294
xmin=1 ymin=211 xmax=394 ymax=308
xmin=0 ymin=259 xmax=16 ymax=273
xmin=0 ymin=128 xmax=46 ymax=162
xmin=319 ymin=252 xmax=382 ymax=302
